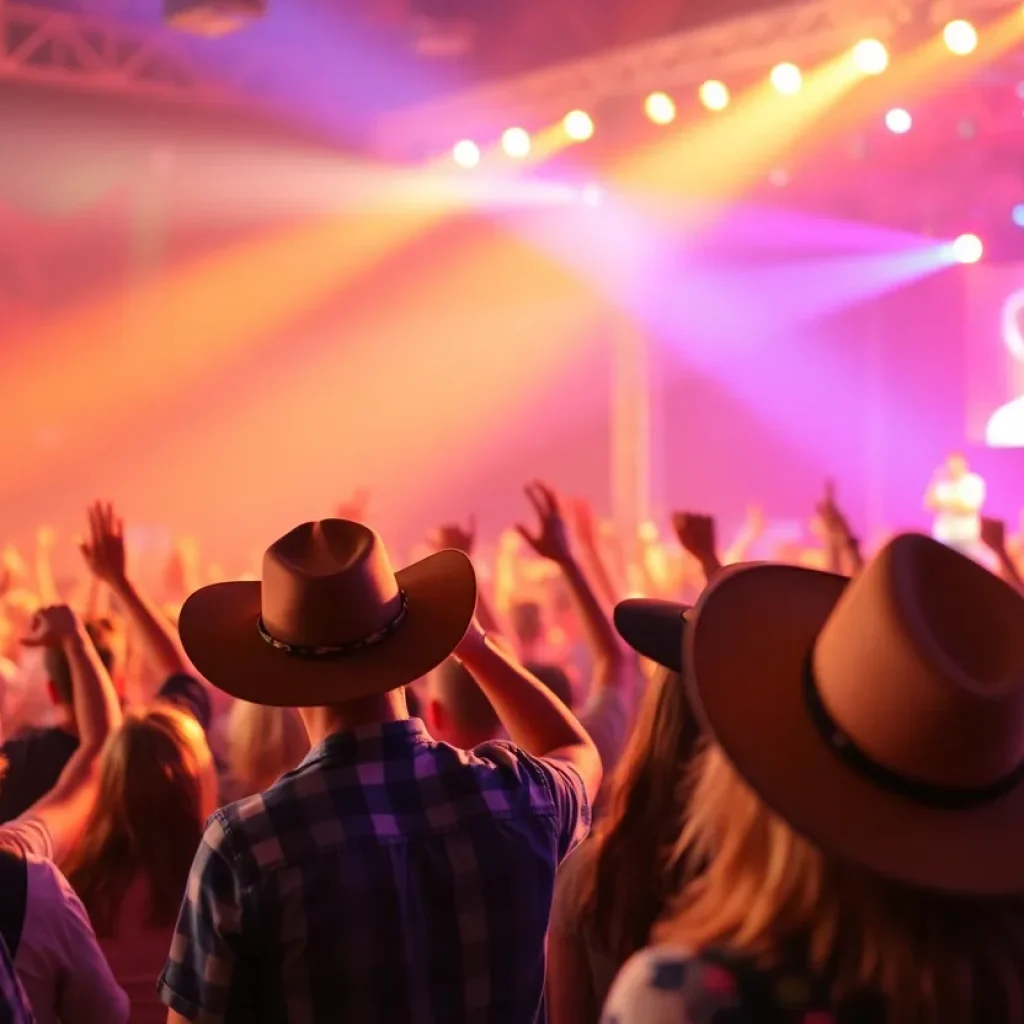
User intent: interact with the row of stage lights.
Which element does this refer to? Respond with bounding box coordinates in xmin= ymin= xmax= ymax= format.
xmin=450 ymin=19 xmax=983 ymax=168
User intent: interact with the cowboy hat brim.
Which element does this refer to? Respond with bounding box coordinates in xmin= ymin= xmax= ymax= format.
xmin=687 ymin=560 xmax=1024 ymax=895
xmin=613 ymin=599 xmax=688 ymax=673
xmin=178 ymin=549 xmax=476 ymax=708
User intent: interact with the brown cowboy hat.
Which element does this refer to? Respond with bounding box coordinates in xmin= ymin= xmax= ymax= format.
xmin=686 ymin=532 xmax=1024 ymax=895
xmin=178 ymin=520 xmax=477 ymax=707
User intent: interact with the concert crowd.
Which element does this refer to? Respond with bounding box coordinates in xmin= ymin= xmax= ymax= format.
xmin=0 ymin=456 xmax=1023 ymax=1023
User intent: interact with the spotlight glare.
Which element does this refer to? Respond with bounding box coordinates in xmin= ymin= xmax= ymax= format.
xmin=885 ymin=108 xmax=912 ymax=134
xmin=852 ymin=38 xmax=889 ymax=74
xmin=1013 ymin=203 xmax=1024 ymax=228
xmin=943 ymin=19 xmax=978 ymax=55
xmin=952 ymin=233 xmax=983 ymax=264
xmin=452 ymin=139 xmax=480 ymax=168
xmin=501 ymin=127 xmax=531 ymax=159
xmin=699 ymin=80 xmax=730 ymax=111
xmin=563 ymin=110 xmax=594 ymax=142
xmin=644 ymin=92 xmax=676 ymax=125
xmin=581 ymin=184 xmax=603 ymax=207
xmin=770 ymin=62 xmax=803 ymax=95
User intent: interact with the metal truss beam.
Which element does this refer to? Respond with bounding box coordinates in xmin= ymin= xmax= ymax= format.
xmin=372 ymin=0 xmax=1020 ymax=156
xmin=0 ymin=0 xmax=274 ymax=106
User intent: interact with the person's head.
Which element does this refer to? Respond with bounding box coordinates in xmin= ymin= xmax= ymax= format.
xmin=177 ymin=519 xmax=477 ymax=739
xmin=226 ymin=700 xmax=309 ymax=797
xmin=66 ymin=705 xmax=216 ymax=935
xmin=522 ymin=661 xmax=574 ymax=711
xmin=426 ymin=657 xmax=500 ymax=748
xmin=666 ymin=534 xmax=1024 ymax=1021
xmin=947 ymin=450 xmax=969 ymax=478
xmin=658 ymin=742 xmax=1024 ymax=1021
xmin=509 ymin=600 xmax=544 ymax=650
xmin=44 ymin=619 xmax=116 ymax=713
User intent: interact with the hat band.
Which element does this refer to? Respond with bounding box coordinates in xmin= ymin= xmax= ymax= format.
xmin=256 ymin=590 xmax=408 ymax=659
xmin=802 ymin=653 xmax=1024 ymax=810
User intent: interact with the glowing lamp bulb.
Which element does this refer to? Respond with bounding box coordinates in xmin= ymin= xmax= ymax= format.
xmin=884 ymin=108 xmax=912 ymax=134
xmin=770 ymin=62 xmax=803 ymax=95
xmin=563 ymin=110 xmax=594 ymax=142
xmin=452 ymin=140 xmax=480 ymax=168
xmin=944 ymin=20 xmax=978 ymax=55
xmin=852 ymin=38 xmax=889 ymax=74
xmin=644 ymin=92 xmax=676 ymax=125
xmin=501 ymin=127 xmax=531 ymax=159
xmin=699 ymin=80 xmax=730 ymax=111
xmin=952 ymin=233 xmax=983 ymax=264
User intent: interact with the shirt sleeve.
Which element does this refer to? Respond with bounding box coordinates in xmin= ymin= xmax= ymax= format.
xmin=474 ymin=741 xmax=591 ymax=862
xmin=29 ymin=858 xmax=130 ymax=1024
xmin=536 ymin=754 xmax=591 ymax=861
xmin=158 ymin=812 xmax=250 ymax=1023
xmin=601 ymin=947 xmax=740 ymax=1024
xmin=0 ymin=819 xmax=53 ymax=861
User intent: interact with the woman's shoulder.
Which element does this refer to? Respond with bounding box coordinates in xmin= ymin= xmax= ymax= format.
xmin=601 ymin=945 xmax=742 ymax=1024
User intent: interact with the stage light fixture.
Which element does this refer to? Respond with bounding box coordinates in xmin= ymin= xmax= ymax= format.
xmin=1012 ymin=204 xmax=1024 ymax=228
xmin=943 ymin=20 xmax=978 ymax=55
xmin=699 ymin=80 xmax=730 ymax=111
xmin=563 ymin=110 xmax=594 ymax=142
xmin=645 ymin=92 xmax=677 ymax=125
xmin=770 ymin=63 xmax=803 ymax=95
xmin=852 ymin=38 xmax=889 ymax=74
xmin=501 ymin=127 xmax=531 ymax=159
xmin=452 ymin=140 xmax=480 ymax=168
xmin=885 ymin=108 xmax=912 ymax=134
xmin=952 ymin=233 xmax=983 ymax=263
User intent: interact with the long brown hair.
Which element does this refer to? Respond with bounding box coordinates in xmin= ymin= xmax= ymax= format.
xmin=578 ymin=664 xmax=702 ymax=960
xmin=67 ymin=705 xmax=216 ymax=936
xmin=658 ymin=744 xmax=1024 ymax=1022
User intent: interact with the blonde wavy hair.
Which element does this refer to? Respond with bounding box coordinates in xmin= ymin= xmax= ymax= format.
xmin=656 ymin=743 xmax=1024 ymax=1023
xmin=66 ymin=705 xmax=216 ymax=936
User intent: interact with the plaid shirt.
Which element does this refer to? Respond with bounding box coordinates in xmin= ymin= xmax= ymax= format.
xmin=159 ymin=718 xmax=590 ymax=1024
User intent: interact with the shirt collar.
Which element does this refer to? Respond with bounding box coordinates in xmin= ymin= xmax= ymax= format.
xmin=300 ymin=717 xmax=431 ymax=769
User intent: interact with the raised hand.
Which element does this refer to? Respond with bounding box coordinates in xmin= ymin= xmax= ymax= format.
xmin=79 ymin=502 xmax=127 ymax=586
xmin=516 ymin=482 xmax=573 ymax=565
xmin=671 ymin=512 xmax=718 ymax=566
xmin=22 ymin=604 xmax=78 ymax=648
xmin=428 ymin=518 xmax=476 ymax=555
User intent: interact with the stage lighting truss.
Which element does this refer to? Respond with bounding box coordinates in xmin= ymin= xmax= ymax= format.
xmin=373 ymin=0 xmax=1021 ymax=158
xmin=0 ymin=0 xmax=282 ymax=105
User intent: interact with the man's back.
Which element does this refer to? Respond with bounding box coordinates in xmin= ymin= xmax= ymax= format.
xmin=160 ymin=718 xmax=589 ymax=1024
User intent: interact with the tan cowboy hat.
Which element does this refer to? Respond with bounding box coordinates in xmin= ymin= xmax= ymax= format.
xmin=686 ymin=532 xmax=1024 ymax=895
xmin=178 ymin=520 xmax=477 ymax=707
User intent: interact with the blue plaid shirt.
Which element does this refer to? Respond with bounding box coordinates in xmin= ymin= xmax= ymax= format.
xmin=159 ymin=718 xmax=591 ymax=1023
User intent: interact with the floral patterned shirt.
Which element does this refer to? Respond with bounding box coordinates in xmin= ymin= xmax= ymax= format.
xmin=601 ymin=944 xmax=886 ymax=1024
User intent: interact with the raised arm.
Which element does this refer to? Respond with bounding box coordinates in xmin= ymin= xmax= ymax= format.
xmin=516 ymin=482 xmax=624 ymax=692
xmin=455 ymin=620 xmax=602 ymax=800
xmin=79 ymin=502 xmax=190 ymax=693
xmin=428 ymin=518 xmax=503 ymax=636
xmin=18 ymin=605 xmax=122 ymax=864
xmin=671 ymin=512 xmax=722 ymax=588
